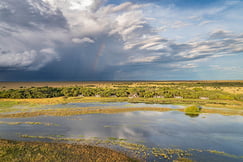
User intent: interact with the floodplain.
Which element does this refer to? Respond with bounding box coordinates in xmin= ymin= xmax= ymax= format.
xmin=0 ymin=81 xmax=243 ymax=162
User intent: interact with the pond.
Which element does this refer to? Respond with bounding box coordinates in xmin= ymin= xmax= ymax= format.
xmin=1 ymin=102 xmax=243 ymax=161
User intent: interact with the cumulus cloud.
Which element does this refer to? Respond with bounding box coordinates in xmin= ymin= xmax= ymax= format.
xmin=0 ymin=0 xmax=68 ymax=72
xmin=72 ymin=37 xmax=95 ymax=44
xmin=0 ymin=48 xmax=58 ymax=70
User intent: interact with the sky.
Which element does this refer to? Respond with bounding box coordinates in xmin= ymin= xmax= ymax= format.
xmin=0 ymin=0 xmax=243 ymax=81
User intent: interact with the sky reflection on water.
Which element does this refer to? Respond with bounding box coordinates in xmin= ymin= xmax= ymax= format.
xmin=1 ymin=103 xmax=243 ymax=160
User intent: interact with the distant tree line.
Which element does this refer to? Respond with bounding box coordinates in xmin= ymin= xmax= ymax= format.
xmin=0 ymin=86 xmax=242 ymax=101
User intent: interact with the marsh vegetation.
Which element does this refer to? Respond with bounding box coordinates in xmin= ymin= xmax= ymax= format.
xmin=0 ymin=81 xmax=243 ymax=161
xmin=0 ymin=139 xmax=137 ymax=162
xmin=184 ymin=106 xmax=201 ymax=115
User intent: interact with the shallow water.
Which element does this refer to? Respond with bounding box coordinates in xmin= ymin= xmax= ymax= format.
xmin=41 ymin=102 xmax=185 ymax=109
xmin=1 ymin=102 xmax=243 ymax=161
xmin=5 ymin=102 xmax=184 ymax=114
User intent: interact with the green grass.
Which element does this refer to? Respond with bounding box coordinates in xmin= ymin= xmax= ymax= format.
xmin=1 ymin=96 xmax=243 ymax=108
xmin=0 ymin=107 xmax=174 ymax=118
xmin=0 ymin=101 xmax=19 ymax=108
xmin=13 ymin=134 xmax=243 ymax=161
xmin=1 ymin=81 xmax=242 ymax=101
xmin=184 ymin=106 xmax=201 ymax=115
xmin=0 ymin=121 xmax=58 ymax=126
xmin=107 ymin=137 xmax=127 ymax=141
xmin=208 ymin=150 xmax=243 ymax=159
xmin=0 ymin=101 xmax=21 ymax=113
xmin=0 ymin=139 xmax=137 ymax=162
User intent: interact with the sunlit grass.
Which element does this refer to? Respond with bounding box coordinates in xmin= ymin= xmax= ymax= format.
xmin=0 ymin=103 xmax=243 ymax=118
xmin=184 ymin=106 xmax=201 ymax=115
xmin=0 ymin=139 xmax=137 ymax=162
xmin=0 ymin=107 xmax=174 ymax=118
xmin=0 ymin=121 xmax=58 ymax=126
xmin=15 ymin=134 xmax=243 ymax=161
xmin=208 ymin=150 xmax=243 ymax=159
xmin=1 ymin=96 xmax=243 ymax=109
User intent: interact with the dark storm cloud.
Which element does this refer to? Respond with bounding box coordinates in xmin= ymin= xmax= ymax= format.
xmin=0 ymin=0 xmax=152 ymax=80
xmin=0 ymin=0 xmax=67 ymax=29
xmin=0 ymin=0 xmax=69 ymax=73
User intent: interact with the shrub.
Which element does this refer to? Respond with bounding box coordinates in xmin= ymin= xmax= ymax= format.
xmin=184 ymin=105 xmax=201 ymax=115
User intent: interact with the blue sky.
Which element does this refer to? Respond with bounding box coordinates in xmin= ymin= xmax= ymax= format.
xmin=0 ymin=0 xmax=243 ymax=81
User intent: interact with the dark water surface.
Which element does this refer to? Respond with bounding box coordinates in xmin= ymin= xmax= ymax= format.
xmin=1 ymin=102 xmax=243 ymax=161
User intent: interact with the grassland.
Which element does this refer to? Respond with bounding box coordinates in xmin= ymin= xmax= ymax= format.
xmin=0 ymin=139 xmax=137 ymax=162
xmin=1 ymin=81 xmax=243 ymax=161
xmin=1 ymin=96 xmax=242 ymax=107
xmin=1 ymin=80 xmax=243 ymax=95
xmin=1 ymin=81 xmax=242 ymax=102
xmin=0 ymin=81 xmax=243 ymax=117
xmin=0 ymin=121 xmax=57 ymax=126
xmin=2 ymin=135 xmax=242 ymax=162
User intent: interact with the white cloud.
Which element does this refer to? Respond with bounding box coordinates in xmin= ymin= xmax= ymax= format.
xmin=70 ymin=0 xmax=93 ymax=10
xmin=109 ymin=2 xmax=134 ymax=12
xmin=210 ymin=65 xmax=242 ymax=71
xmin=72 ymin=37 xmax=95 ymax=44
xmin=169 ymin=63 xmax=198 ymax=70
xmin=128 ymin=56 xmax=159 ymax=63
xmin=209 ymin=30 xmax=233 ymax=39
xmin=0 ymin=48 xmax=58 ymax=70
xmin=109 ymin=10 xmax=147 ymax=40
xmin=198 ymin=20 xmax=215 ymax=26
xmin=0 ymin=50 xmax=37 ymax=69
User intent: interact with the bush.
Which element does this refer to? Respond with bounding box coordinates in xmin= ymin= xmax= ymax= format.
xmin=184 ymin=105 xmax=201 ymax=115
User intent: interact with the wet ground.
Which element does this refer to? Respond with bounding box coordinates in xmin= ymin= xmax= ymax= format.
xmin=1 ymin=102 xmax=243 ymax=161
